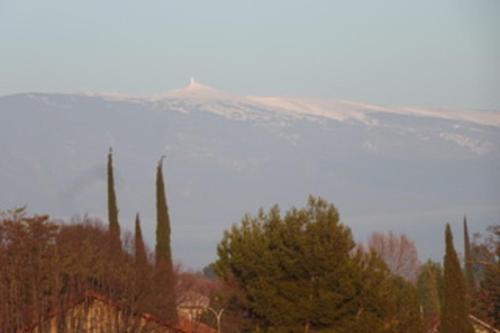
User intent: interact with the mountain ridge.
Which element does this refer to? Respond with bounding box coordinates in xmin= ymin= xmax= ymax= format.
xmin=5 ymin=79 xmax=499 ymax=128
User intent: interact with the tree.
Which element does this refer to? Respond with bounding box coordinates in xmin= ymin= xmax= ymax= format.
xmin=215 ymin=196 xmax=422 ymax=333
xmin=107 ymin=147 xmax=121 ymax=252
xmin=476 ymin=261 xmax=500 ymax=328
xmin=134 ymin=213 xmax=147 ymax=267
xmin=440 ymin=224 xmax=474 ymax=333
xmin=470 ymin=232 xmax=496 ymax=284
xmin=369 ymin=231 xmax=420 ymax=282
xmin=216 ymin=197 xmax=352 ymax=331
xmin=0 ymin=211 xmax=168 ymax=332
xmin=133 ymin=213 xmax=153 ymax=317
xmin=348 ymin=248 xmax=423 ymax=333
xmin=417 ymin=261 xmax=441 ymax=324
xmin=154 ymin=157 xmax=178 ymax=324
xmin=463 ymin=216 xmax=475 ymax=294
xmin=0 ymin=213 xmax=59 ymax=332
xmin=473 ymin=224 xmax=500 ymax=328
xmin=388 ymin=277 xmax=423 ymax=333
xmin=202 ymin=263 xmax=217 ymax=279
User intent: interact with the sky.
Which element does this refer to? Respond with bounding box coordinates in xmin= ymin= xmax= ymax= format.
xmin=1 ymin=0 xmax=499 ymax=110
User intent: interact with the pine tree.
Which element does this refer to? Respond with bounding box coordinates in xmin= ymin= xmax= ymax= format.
xmin=463 ymin=216 xmax=475 ymax=294
xmin=440 ymin=224 xmax=474 ymax=333
xmin=215 ymin=196 xmax=421 ymax=332
xmin=107 ymin=147 xmax=121 ymax=251
xmin=154 ymin=157 xmax=177 ymax=324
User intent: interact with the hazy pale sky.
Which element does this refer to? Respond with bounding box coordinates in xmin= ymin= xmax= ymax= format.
xmin=1 ymin=0 xmax=499 ymax=109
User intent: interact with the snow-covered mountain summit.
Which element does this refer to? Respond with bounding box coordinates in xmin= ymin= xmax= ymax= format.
xmin=84 ymin=79 xmax=500 ymax=128
xmin=154 ymin=78 xmax=235 ymax=101
xmin=156 ymin=80 xmax=500 ymax=129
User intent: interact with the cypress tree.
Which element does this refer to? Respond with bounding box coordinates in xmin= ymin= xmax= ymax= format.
xmin=463 ymin=216 xmax=475 ymax=294
xmin=154 ymin=157 xmax=177 ymax=324
xmin=134 ymin=213 xmax=151 ymax=313
xmin=440 ymin=224 xmax=474 ymax=333
xmin=134 ymin=213 xmax=147 ymax=267
xmin=107 ymin=147 xmax=121 ymax=250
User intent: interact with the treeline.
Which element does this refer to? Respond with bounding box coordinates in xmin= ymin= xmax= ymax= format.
xmin=0 ymin=149 xmax=178 ymax=332
xmin=211 ymin=201 xmax=499 ymax=333
xmin=0 ymin=149 xmax=498 ymax=333
xmin=0 ymin=214 xmax=145 ymax=331
xmin=415 ymin=220 xmax=500 ymax=332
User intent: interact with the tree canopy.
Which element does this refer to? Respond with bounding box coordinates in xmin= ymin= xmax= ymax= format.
xmin=215 ymin=196 xmax=421 ymax=333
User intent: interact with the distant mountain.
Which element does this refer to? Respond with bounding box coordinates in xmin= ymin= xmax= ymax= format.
xmin=1 ymin=80 xmax=499 ymax=267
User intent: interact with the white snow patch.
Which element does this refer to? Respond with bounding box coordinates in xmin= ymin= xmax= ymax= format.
xmin=439 ymin=132 xmax=493 ymax=155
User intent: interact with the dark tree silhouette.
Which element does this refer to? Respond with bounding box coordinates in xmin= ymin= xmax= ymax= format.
xmin=440 ymin=224 xmax=474 ymax=333
xmin=107 ymin=147 xmax=121 ymax=252
xmin=463 ymin=216 xmax=475 ymax=295
xmin=154 ymin=157 xmax=178 ymax=324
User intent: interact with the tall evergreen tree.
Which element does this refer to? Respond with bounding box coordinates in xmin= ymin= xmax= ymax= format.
xmin=133 ymin=213 xmax=152 ymax=314
xmin=134 ymin=213 xmax=147 ymax=267
xmin=440 ymin=224 xmax=474 ymax=333
xmin=107 ymin=147 xmax=121 ymax=250
xmin=154 ymin=157 xmax=177 ymax=324
xmin=463 ymin=216 xmax=475 ymax=294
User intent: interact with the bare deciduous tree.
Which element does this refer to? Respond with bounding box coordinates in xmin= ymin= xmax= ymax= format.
xmin=369 ymin=231 xmax=420 ymax=282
